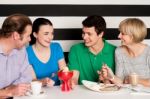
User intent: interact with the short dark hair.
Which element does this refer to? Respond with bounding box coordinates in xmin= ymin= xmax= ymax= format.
xmin=82 ymin=15 xmax=106 ymax=35
xmin=30 ymin=18 xmax=53 ymax=45
xmin=0 ymin=13 xmax=32 ymax=38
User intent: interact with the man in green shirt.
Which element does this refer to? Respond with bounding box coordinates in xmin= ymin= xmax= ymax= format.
xmin=68 ymin=15 xmax=116 ymax=85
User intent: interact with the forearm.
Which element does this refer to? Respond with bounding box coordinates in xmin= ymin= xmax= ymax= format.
xmin=0 ymin=88 xmax=12 ymax=98
xmin=72 ymin=70 xmax=79 ymax=85
xmin=58 ymin=59 xmax=67 ymax=70
xmin=138 ymin=79 xmax=150 ymax=87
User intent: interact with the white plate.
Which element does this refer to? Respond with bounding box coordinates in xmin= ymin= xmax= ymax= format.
xmin=82 ymin=80 xmax=104 ymax=92
xmin=26 ymin=90 xmax=45 ymax=97
xmin=82 ymin=80 xmax=120 ymax=92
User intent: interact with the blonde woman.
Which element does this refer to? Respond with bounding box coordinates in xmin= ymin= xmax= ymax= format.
xmin=101 ymin=18 xmax=150 ymax=87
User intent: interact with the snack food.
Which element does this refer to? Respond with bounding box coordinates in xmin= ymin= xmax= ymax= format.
xmin=62 ymin=66 xmax=69 ymax=72
xmin=99 ymin=85 xmax=120 ymax=91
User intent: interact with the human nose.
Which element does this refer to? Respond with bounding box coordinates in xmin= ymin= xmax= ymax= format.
xmin=118 ymin=33 xmax=122 ymax=39
xmin=82 ymin=34 xmax=87 ymax=40
xmin=49 ymin=34 xmax=53 ymax=40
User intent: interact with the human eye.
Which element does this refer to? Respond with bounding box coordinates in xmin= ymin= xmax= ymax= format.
xmin=121 ymin=32 xmax=127 ymax=35
xmin=87 ymin=32 xmax=92 ymax=36
xmin=44 ymin=32 xmax=49 ymax=35
xmin=119 ymin=31 xmax=126 ymax=35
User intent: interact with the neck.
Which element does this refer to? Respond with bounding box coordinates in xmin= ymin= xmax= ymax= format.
xmin=33 ymin=43 xmax=50 ymax=52
xmin=125 ymin=43 xmax=146 ymax=57
xmin=0 ymin=38 xmax=15 ymax=55
xmin=89 ymin=38 xmax=104 ymax=55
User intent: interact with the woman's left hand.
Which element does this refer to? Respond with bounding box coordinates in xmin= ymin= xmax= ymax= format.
xmin=41 ymin=78 xmax=55 ymax=87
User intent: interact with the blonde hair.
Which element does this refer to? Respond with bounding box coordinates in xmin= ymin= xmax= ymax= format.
xmin=119 ymin=18 xmax=147 ymax=43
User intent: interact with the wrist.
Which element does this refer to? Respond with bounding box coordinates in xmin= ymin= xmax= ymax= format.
xmin=109 ymin=76 xmax=115 ymax=82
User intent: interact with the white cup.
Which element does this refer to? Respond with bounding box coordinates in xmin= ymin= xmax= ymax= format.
xmin=129 ymin=73 xmax=139 ymax=86
xmin=31 ymin=81 xmax=42 ymax=95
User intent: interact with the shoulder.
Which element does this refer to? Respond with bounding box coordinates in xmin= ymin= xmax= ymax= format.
xmin=146 ymin=45 xmax=150 ymax=50
xmin=14 ymin=47 xmax=27 ymax=57
xmin=26 ymin=45 xmax=33 ymax=55
xmin=51 ymin=42 xmax=63 ymax=52
xmin=145 ymin=45 xmax=150 ymax=55
xmin=115 ymin=46 xmax=126 ymax=56
xmin=115 ymin=46 xmax=122 ymax=53
xmin=26 ymin=45 xmax=32 ymax=51
xmin=115 ymin=46 xmax=122 ymax=52
xmin=103 ymin=40 xmax=116 ymax=54
xmin=51 ymin=42 xmax=62 ymax=48
xmin=70 ymin=42 xmax=85 ymax=51
xmin=105 ymin=40 xmax=116 ymax=50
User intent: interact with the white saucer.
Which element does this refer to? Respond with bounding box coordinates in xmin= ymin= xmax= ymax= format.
xmin=26 ymin=91 xmax=44 ymax=96
xmin=123 ymin=84 xmax=150 ymax=93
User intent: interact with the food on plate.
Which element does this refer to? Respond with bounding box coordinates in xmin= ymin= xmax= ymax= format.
xmin=99 ymin=85 xmax=120 ymax=91
xmin=82 ymin=80 xmax=120 ymax=92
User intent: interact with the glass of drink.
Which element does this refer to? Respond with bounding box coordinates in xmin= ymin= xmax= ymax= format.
xmin=129 ymin=73 xmax=139 ymax=87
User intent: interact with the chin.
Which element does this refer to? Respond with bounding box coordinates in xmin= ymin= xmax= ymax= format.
xmin=16 ymin=46 xmax=23 ymax=50
xmin=43 ymin=44 xmax=50 ymax=47
xmin=84 ymin=43 xmax=92 ymax=47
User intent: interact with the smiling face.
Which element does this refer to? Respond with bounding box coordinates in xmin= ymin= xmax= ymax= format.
xmin=82 ymin=26 xmax=103 ymax=47
xmin=118 ymin=18 xmax=147 ymax=45
xmin=34 ymin=24 xmax=54 ymax=47
xmin=118 ymin=32 xmax=133 ymax=46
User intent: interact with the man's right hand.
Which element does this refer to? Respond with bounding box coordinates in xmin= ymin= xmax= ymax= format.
xmin=69 ymin=70 xmax=79 ymax=89
xmin=5 ymin=83 xmax=30 ymax=96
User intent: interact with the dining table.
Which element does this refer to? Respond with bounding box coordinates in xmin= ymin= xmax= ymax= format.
xmin=14 ymin=85 xmax=150 ymax=99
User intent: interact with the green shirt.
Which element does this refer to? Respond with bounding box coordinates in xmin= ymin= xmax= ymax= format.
xmin=68 ymin=40 xmax=116 ymax=84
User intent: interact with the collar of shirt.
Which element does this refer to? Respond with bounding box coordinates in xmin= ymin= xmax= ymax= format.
xmin=0 ymin=45 xmax=17 ymax=56
xmin=85 ymin=39 xmax=111 ymax=55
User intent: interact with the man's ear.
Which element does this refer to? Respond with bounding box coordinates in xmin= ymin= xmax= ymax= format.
xmin=12 ymin=32 xmax=20 ymax=40
xmin=98 ymin=31 xmax=104 ymax=37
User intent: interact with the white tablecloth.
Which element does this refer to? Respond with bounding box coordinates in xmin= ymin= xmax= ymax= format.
xmin=14 ymin=85 xmax=150 ymax=99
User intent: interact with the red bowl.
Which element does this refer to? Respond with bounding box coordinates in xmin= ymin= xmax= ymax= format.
xmin=58 ymin=71 xmax=73 ymax=81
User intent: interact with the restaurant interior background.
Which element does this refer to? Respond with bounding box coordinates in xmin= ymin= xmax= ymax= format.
xmin=0 ymin=0 xmax=150 ymax=62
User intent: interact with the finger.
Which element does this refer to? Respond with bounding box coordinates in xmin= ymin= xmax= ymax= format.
xmin=47 ymin=79 xmax=55 ymax=86
xmin=97 ymin=70 xmax=101 ymax=74
xmin=71 ymin=83 xmax=75 ymax=89
xmin=100 ymin=76 xmax=104 ymax=81
xmin=70 ymin=80 xmax=76 ymax=89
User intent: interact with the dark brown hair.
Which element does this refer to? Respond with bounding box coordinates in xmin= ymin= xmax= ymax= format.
xmin=0 ymin=13 xmax=32 ymax=38
xmin=82 ymin=15 xmax=106 ymax=35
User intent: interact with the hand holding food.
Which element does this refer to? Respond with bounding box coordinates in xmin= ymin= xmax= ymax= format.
xmin=101 ymin=64 xmax=115 ymax=81
xmin=62 ymin=66 xmax=69 ymax=72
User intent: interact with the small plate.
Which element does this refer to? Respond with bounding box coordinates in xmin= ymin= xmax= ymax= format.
xmin=82 ymin=80 xmax=120 ymax=92
xmin=26 ymin=90 xmax=44 ymax=96
xmin=123 ymin=84 xmax=150 ymax=93
xmin=82 ymin=80 xmax=104 ymax=91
